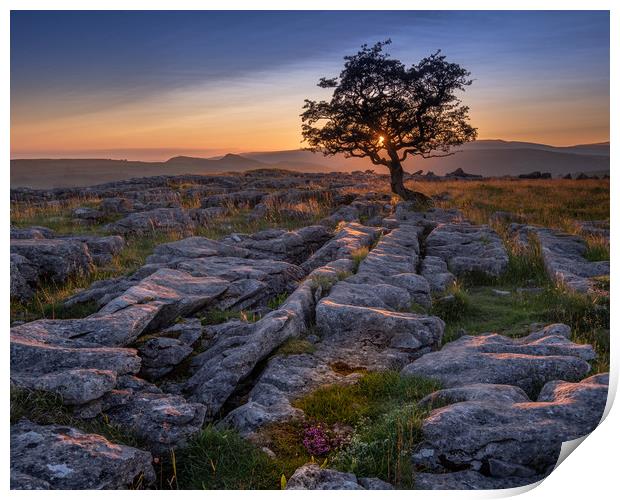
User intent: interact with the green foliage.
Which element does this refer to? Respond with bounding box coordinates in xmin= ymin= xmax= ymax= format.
xmin=310 ymin=274 xmax=337 ymax=293
xmin=333 ymin=404 xmax=427 ymax=488
xmin=500 ymin=242 xmax=548 ymax=287
xmin=174 ymin=426 xmax=280 ymax=489
xmin=275 ymin=338 xmax=316 ymax=356
xmin=11 ymin=386 xmax=71 ymax=425
xmin=539 ymin=286 xmax=609 ymax=372
xmin=431 ymin=281 xmax=473 ymax=322
xmin=268 ymin=292 xmax=289 ymax=310
xmin=336 ymin=270 xmax=352 ymax=281
xmin=259 ymin=372 xmax=439 ymax=489
xmin=438 ymin=285 xmax=609 ymax=372
xmin=408 ymin=302 xmax=428 ymax=314
xmin=351 ymin=246 xmax=369 ymax=272
xmin=199 ymin=308 xmax=260 ymax=325
xmin=583 ymin=237 xmax=610 ymax=262
xmin=295 ymin=371 xmax=439 ymax=426
xmin=258 ymin=420 xmax=311 ymax=481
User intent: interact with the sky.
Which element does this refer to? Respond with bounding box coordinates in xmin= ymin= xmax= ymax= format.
xmin=10 ymin=10 xmax=610 ymax=160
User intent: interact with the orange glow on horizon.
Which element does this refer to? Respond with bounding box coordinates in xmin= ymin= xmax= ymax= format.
xmin=10 ymin=72 xmax=609 ymax=159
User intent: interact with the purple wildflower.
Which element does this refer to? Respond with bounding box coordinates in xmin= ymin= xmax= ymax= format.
xmin=302 ymin=425 xmax=331 ymax=456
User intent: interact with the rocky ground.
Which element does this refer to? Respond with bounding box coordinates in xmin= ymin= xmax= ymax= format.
xmin=9 ymin=170 xmax=610 ymax=490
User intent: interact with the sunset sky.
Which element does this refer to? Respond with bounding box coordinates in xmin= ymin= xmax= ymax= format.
xmin=11 ymin=10 xmax=610 ymax=160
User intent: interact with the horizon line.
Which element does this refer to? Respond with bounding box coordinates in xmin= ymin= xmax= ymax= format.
xmin=10 ymin=137 xmax=612 ymax=162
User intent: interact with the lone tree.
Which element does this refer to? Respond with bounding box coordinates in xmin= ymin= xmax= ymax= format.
xmin=301 ymin=40 xmax=477 ymax=204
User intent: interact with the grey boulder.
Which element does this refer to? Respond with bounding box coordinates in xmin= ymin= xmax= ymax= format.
xmin=301 ymin=223 xmax=379 ymax=273
xmin=401 ymin=324 xmax=594 ymax=396
xmin=103 ymin=208 xmax=196 ymax=235
xmin=11 ymin=238 xmax=94 ymax=283
xmin=138 ymin=337 xmax=194 ymax=380
xmin=11 ymin=323 xmax=140 ymax=404
xmin=10 ymin=420 xmax=155 ymax=489
xmin=414 ymin=470 xmax=541 ymax=490
xmin=412 ymin=373 xmax=608 ymax=478
xmin=286 ymin=464 xmax=391 ymax=490
xmin=424 ymin=223 xmax=509 ymax=278
xmin=76 ymin=376 xmax=206 ymax=454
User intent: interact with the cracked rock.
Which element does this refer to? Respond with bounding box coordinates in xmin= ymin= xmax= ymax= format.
xmin=10 ymin=420 xmax=155 ymax=489
xmin=401 ymin=324 xmax=594 ymax=396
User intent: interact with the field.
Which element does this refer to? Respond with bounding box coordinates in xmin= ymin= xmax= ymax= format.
xmin=10 ymin=175 xmax=610 ymax=489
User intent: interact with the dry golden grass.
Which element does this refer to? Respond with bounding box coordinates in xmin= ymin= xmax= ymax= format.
xmin=414 ymin=178 xmax=609 ymax=229
xmin=11 ymin=195 xmax=106 ymax=234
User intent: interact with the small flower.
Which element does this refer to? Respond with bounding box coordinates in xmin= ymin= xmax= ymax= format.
xmin=302 ymin=425 xmax=331 ymax=456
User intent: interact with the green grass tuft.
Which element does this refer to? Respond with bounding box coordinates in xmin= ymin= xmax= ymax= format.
xmin=199 ymin=308 xmax=260 ymax=325
xmin=310 ymin=274 xmax=338 ymax=294
xmin=174 ymin=426 xmax=280 ymax=489
xmin=431 ymin=281 xmax=474 ymax=322
xmin=268 ymin=293 xmax=289 ymax=310
xmin=275 ymin=338 xmax=316 ymax=356
xmin=351 ymin=246 xmax=369 ymax=272
xmin=332 ymin=404 xmax=427 ymax=488
xmin=295 ymin=371 xmax=440 ymax=426
xmin=583 ymin=236 xmax=610 ymax=262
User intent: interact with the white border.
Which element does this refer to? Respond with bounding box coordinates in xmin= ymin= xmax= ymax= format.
xmin=2 ymin=2 xmax=616 ymax=498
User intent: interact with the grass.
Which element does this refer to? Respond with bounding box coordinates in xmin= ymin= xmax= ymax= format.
xmin=274 ymin=338 xmax=316 ymax=356
xmin=241 ymin=371 xmax=441 ymax=489
xmin=407 ymin=178 xmax=609 ymax=231
xmin=173 ymin=426 xmax=281 ymax=489
xmin=268 ymin=292 xmax=289 ymax=310
xmin=332 ymin=404 xmax=427 ymax=488
xmin=431 ymin=222 xmax=610 ymax=372
xmin=430 ymin=281 xmax=473 ymax=322
xmin=11 ymin=196 xmax=110 ymax=235
xmin=310 ymin=274 xmax=338 ymax=294
xmin=199 ymin=308 xmax=261 ymax=325
xmin=291 ymin=371 xmax=439 ymax=487
xmin=435 ymin=284 xmax=609 ymax=372
xmin=583 ymin=234 xmax=610 ymax=261
xmin=294 ymin=371 xmax=440 ymax=426
xmin=351 ymin=246 xmax=369 ymax=272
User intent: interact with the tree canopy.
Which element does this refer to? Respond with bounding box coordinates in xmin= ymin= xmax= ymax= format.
xmin=301 ymin=40 xmax=477 ymax=201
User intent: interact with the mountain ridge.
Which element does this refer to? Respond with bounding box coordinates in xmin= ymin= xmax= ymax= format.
xmin=11 ymin=140 xmax=610 ymax=189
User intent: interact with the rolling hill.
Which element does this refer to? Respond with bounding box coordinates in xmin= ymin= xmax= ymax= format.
xmin=11 ymin=140 xmax=609 ymax=189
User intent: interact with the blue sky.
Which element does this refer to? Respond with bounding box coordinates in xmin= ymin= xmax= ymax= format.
xmin=11 ymin=10 xmax=610 ymax=158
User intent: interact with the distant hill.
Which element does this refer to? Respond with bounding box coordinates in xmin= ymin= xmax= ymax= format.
xmin=10 ymin=154 xmax=333 ymax=189
xmin=165 ymin=153 xmax=263 ymax=168
xmin=241 ymin=140 xmax=610 ymax=177
xmin=11 ymin=140 xmax=609 ymax=188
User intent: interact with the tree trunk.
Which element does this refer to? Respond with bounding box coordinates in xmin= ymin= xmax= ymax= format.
xmin=388 ymin=159 xmax=432 ymax=207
